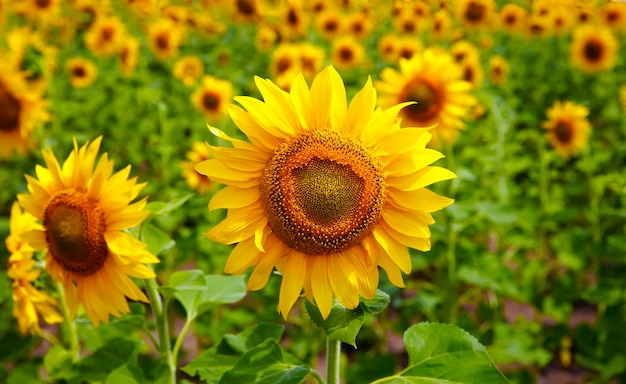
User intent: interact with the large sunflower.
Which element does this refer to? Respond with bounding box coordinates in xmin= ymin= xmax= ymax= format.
xmin=17 ymin=137 xmax=159 ymax=326
xmin=541 ymin=100 xmax=592 ymax=159
xmin=570 ymin=24 xmax=619 ymax=73
xmin=0 ymin=62 xmax=49 ymax=158
xmin=196 ymin=66 xmax=455 ymax=319
xmin=376 ymin=49 xmax=477 ymax=147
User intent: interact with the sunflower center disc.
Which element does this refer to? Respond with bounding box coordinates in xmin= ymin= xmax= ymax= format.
xmin=0 ymin=81 xmax=21 ymax=133
xmin=261 ymin=131 xmax=386 ymax=255
xmin=554 ymin=121 xmax=573 ymax=143
xmin=584 ymin=40 xmax=603 ymax=62
xmin=44 ymin=191 xmax=108 ymax=276
xmin=404 ymin=80 xmax=441 ymax=123
xmin=465 ymin=2 xmax=486 ymax=22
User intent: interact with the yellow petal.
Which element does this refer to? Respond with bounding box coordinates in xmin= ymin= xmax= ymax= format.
xmin=310 ymin=255 xmax=333 ymax=319
xmin=224 ymin=236 xmax=261 ymax=274
xmin=372 ymin=226 xmax=412 ymax=274
xmin=277 ymin=252 xmax=306 ymax=319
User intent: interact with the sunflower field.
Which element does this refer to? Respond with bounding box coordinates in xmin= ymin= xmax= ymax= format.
xmin=1 ymin=0 xmax=626 ymax=383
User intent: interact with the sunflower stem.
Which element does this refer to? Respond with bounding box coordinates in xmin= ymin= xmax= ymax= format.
xmin=172 ymin=318 xmax=193 ymax=368
xmin=326 ymin=338 xmax=341 ymax=384
xmin=145 ymin=276 xmax=176 ymax=384
xmin=56 ymin=282 xmax=80 ymax=363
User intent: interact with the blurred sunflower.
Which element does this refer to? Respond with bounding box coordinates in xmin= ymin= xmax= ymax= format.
xmin=315 ymin=8 xmax=343 ymax=40
xmin=118 ymin=36 xmax=140 ymax=78
xmin=66 ymin=57 xmax=98 ymax=88
xmin=17 ymin=137 xmax=159 ymax=326
xmin=498 ymin=3 xmax=527 ymax=33
xmin=395 ymin=36 xmax=424 ymax=61
xmin=455 ymin=0 xmax=495 ymax=29
xmin=331 ymin=35 xmax=366 ymax=71
xmin=297 ymin=42 xmax=326 ymax=82
xmin=191 ymin=75 xmax=233 ymax=122
xmin=346 ymin=11 xmax=373 ymax=39
xmin=488 ymin=55 xmax=509 ymax=86
xmin=450 ymin=40 xmax=480 ymax=64
xmin=196 ymin=66 xmax=455 ymax=319
xmin=12 ymin=0 xmax=62 ymax=24
xmin=599 ymin=2 xmax=626 ymax=32
xmin=378 ymin=34 xmax=399 ymax=63
xmin=430 ymin=9 xmax=452 ymax=41
xmin=526 ymin=14 xmax=552 ymax=37
xmin=459 ymin=56 xmax=484 ymax=89
xmin=231 ymin=0 xmax=263 ymax=22
xmin=181 ymin=142 xmax=212 ymax=195
xmin=7 ymin=202 xmax=63 ymax=336
xmin=542 ymin=101 xmax=592 ymax=159
xmin=146 ymin=18 xmax=185 ymax=61
xmin=0 ymin=62 xmax=49 ymax=158
xmin=5 ymin=27 xmax=57 ymax=94
xmin=376 ymin=49 xmax=477 ymax=146
xmin=270 ymin=43 xmax=301 ymax=80
xmin=85 ymin=15 xmax=127 ymax=57
xmin=255 ymin=24 xmax=279 ymax=52
xmin=570 ymin=24 xmax=618 ymax=73
xmin=280 ymin=1 xmax=309 ymax=38
xmin=173 ymin=55 xmax=204 ymax=87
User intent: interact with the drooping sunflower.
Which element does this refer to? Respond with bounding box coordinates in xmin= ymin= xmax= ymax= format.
xmin=84 ymin=15 xmax=127 ymax=57
xmin=541 ymin=100 xmax=592 ymax=159
xmin=181 ymin=141 xmax=212 ymax=195
xmin=17 ymin=137 xmax=159 ymax=326
xmin=7 ymin=202 xmax=63 ymax=335
xmin=173 ymin=55 xmax=204 ymax=87
xmin=376 ymin=49 xmax=477 ymax=146
xmin=196 ymin=66 xmax=455 ymax=319
xmin=66 ymin=57 xmax=98 ymax=88
xmin=191 ymin=75 xmax=233 ymax=122
xmin=0 ymin=62 xmax=49 ymax=158
xmin=570 ymin=24 xmax=619 ymax=73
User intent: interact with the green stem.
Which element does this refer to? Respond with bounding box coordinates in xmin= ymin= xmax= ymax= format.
xmin=309 ymin=369 xmax=325 ymax=384
xmin=172 ymin=318 xmax=193 ymax=367
xmin=326 ymin=338 xmax=341 ymax=384
xmin=145 ymin=277 xmax=176 ymax=384
xmin=56 ymin=282 xmax=79 ymax=363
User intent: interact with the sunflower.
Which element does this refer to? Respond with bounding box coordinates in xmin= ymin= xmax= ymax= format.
xmin=331 ymin=35 xmax=366 ymax=71
xmin=542 ymin=101 xmax=592 ymax=159
xmin=297 ymin=42 xmax=326 ymax=82
xmin=430 ymin=9 xmax=452 ymax=41
xmin=570 ymin=24 xmax=619 ymax=73
xmin=455 ymin=0 xmax=496 ymax=29
xmin=118 ymin=36 xmax=140 ymax=78
xmin=84 ymin=15 xmax=127 ymax=57
xmin=378 ymin=33 xmax=399 ymax=63
xmin=280 ymin=1 xmax=309 ymax=38
xmin=255 ymin=24 xmax=279 ymax=52
xmin=231 ymin=0 xmax=263 ymax=23
xmin=315 ymin=8 xmax=343 ymax=40
xmin=181 ymin=142 xmax=213 ymax=195
xmin=488 ymin=55 xmax=509 ymax=86
xmin=7 ymin=202 xmax=63 ymax=335
xmin=376 ymin=49 xmax=477 ymax=146
xmin=195 ymin=66 xmax=455 ymax=319
xmin=459 ymin=56 xmax=484 ymax=89
xmin=498 ymin=3 xmax=527 ymax=34
xmin=12 ymin=0 xmax=62 ymax=24
xmin=346 ymin=11 xmax=373 ymax=39
xmin=146 ymin=18 xmax=185 ymax=61
xmin=173 ymin=55 xmax=204 ymax=87
xmin=191 ymin=75 xmax=233 ymax=122
xmin=395 ymin=36 xmax=424 ymax=61
xmin=66 ymin=57 xmax=98 ymax=88
xmin=5 ymin=26 xmax=57 ymax=94
xmin=450 ymin=40 xmax=480 ymax=64
xmin=270 ymin=43 xmax=301 ymax=80
xmin=16 ymin=137 xmax=159 ymax=326
xmin=600 ymin=2 xmax=626 ymax=32
xmin=0 ymin=62 xmax=49 ymax=158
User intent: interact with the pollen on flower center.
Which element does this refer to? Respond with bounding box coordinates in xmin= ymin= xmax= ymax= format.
xmin=403 ymin=79 xmax=442 ymax=122
xmin=0 ymin=82 xmax=20 ymax=132
xmin=44 ymin=191 xmax=108 ymax=276
xmin=260 ymin=130 xmax=387 ymax=255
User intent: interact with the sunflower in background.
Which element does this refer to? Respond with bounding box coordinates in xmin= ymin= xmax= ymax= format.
xmin=196 ymin=66 xmax=455 ymax=319
xmin=181 ymin=142 xmax=212 ymax=195
xmin=346 ymin=11 xmax=373 ymax=39
xmin=455 ymin=0 xmax=496 ymax=29
xmin=376 ymin=48 xmax=477 ymax=147
xmin=173 ymin=55 xmax=204 ymax=87
xmin=599 ymin=2 xmax=626 ymax=33
xmin=11 ymin=0 xmax=62 ymax=25
xmin=378 ymin=34 xmax=400 ymax=63
xmin=6 ymin=202 xmax=63 ymax=336
xmin=498 ymin=3 xmax=527 ymax=34
xmin=84 ymin=14 xmax=128 ymax=57
xmin=191 ymin=75 xmax=233 ymax=122
xmin=66 ymin=57 xmax=98 ymax=88
xmin=314 ymin=8 xmax=343 ymax=41
xmin=542 ymin=100 xmax=592 ymax=159
xmin=146 ymin=18 xmax=185 ymax=61
xmin=5 ymin=27 xmax=57 ymax=95
xmin=16 ymin=137 xmax=159 ymax=326
xmin=0 ymin=62 xmax=49 ymax=158
xmin=118 ymin=36 xmax=140 ymax=78
xmin=230 ymin=0 xmax=264 ymax=23
xmin=331 ymin=35 xmax=366 ymax=72
xmin=430 ymin=9 xmax=452 ymax=42
xmin=570 ymin=24 xmax=619 ymax=73
xmin=488 ymin=55 xmax=509 ymax=87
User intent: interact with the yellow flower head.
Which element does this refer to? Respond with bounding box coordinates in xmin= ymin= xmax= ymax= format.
xmin=0 ymin=62 xmax=49 ymax=158
xmin=146 ymin=18 xmax=185 ymax=61
xmin=7 ymin=202 xmax=63 ymax=335
xmin=17 ymin=137 xmax=159 ymax=326
xmin=542 ymin=101 xmax=592 ymax=159
xmin=488 ymin=55 xmax=509 ymax=86
xmin=66 ymin=57 xmax=98 ymax=88
xmin=181 ymin=142 xmax=212 ymax=195
xmin=118 ymin=36 xmax=140 ymax=78
xmin=498 ymin=3 xmax=527 ymax=33
xmin=570 ymin=24 xmax=619 ymax=73
xmin=331 ymin=35 xmax=366 ymax=71
xmin=196 ymin=66 xmax=456 ymax=319
xmin=191 ymin=75 xmax=233 ymax=122
xmin=376 ymin=49 xmax=477 ymax=147
xmin=85 ymin=15 xmax=128 ymax=57
xmin=455 ymin=0 xmax=496 ymax=29
xmin=173 ymin=56 xmax=204 ymax=87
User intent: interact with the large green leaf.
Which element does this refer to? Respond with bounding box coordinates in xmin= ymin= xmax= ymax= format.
xmin=43 ymin=345 xmax=73 ymax=380
xmin=305 ymin=300 xmax=365 ymax=348
xmin=360 ymin=289 xmax=391 ymax=315
xmin=142 ymin=222 xmax=175 ymax=256
xmin=73 ymin=339 xmax=140 ymax=383
xmin=387 ymin=323 xmax=509 ymax=384
xmin=105 ymin=364 xmax=145 ymax=384
xmin=219 ymin=339 xmax=311 ymax=384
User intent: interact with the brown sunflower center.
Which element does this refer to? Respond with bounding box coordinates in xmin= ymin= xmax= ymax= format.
xmin=554 ymin=120 xmax=573 ymax=143
xmin=72 ymin=66 xmax=87 ymax=78
xmin=156 ymin=34 xmax=169 ymax=50
xmin=465 ymin=1 xmax=486 ymax=23
xmin=202 ymin=92 xmax=220 ymax=110
xmin=260 ymin=130 xmax=386 ymax=255
xmin=0 ymin=81 xmax=21 ymax=133
xmin=339 ymin=47 xmax=354 ymax=62
xmin=101 ymin=26 xmax=114 ymax=42
xmin=36 ymin=0 xmax=51 ymax=9
xmin=324 ymin=19 xmax=339 ymax=33
xmin=236 ymin=0 xmax=257 ymax=16
xmin=583 ymin=40 xmax=604 ymax=62
xmin=504 ymin=14 xmax=516 ymax=26
xmin=403 ymin=79 xmax=443 ymax=123
xmin=44 ymin=191 xmax=108 ymax=276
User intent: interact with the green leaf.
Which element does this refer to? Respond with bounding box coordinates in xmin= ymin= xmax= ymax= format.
xmin=217 ymin=323 xmax=285 ymax=355
xmin=43 ymin=345 xmax=73 ymax=379
xmin=105 ymin=364 xmax=145 ymax=384
xmin=196 ymin=275 xmax=247 ymax=314
xmin=145 ymin=194 xmax=193 ymax=216
xmin=396 ymin=323 xmax=509 ymax=384
xmin=142 ymin=222 xmax=175 ymax=256
xmin=360 ymin=289 xmax=391 ymax=314
xmin=75 ymin=339 xmax=140 ymax=382
xmin=220 ymin=339 xmax=311 ymax=384
xmin=305 ymin=300 xmax=365 ymax=348
xmin=182 ymin=351 xmax=240 ymax=383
